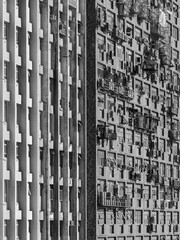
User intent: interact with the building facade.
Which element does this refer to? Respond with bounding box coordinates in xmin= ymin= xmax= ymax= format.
xmin=87 ymin=0 xmax=180 ymax=240
xmin=0 ymin=0 xmax=86 ymax=240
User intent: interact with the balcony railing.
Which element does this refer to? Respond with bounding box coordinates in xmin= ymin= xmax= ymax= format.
xmin=98 ymin=193 xmax=132 ymax=208
xmin=98 ymin=78 xmax=134 ymax=100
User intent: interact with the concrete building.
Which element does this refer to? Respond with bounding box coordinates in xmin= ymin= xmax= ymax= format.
xmin=0 ymin=0 xmax=86 ymax=240
xmin=1 ymin=0 xmax=180 ymax=240
xmin=87 ymin=0 xmax=180 ymax=240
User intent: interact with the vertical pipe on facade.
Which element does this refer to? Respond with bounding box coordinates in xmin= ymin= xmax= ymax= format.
xmin=0 ymin=1 xmax=4 ymax=239
xmin=79 ymin=0 xmax=88 ymax=238
xmin=61 ymin=0 xmax=70 ymax=239
xmin=50 ymin=0 xmax=60 ymax=239
xmin=40 ymin=0 xmax=50 ymax=239
xmin=86 ymin=0 xmax=97 ymax=239
xmin=7 ymin=0 xmax=17 ymax=239
xmin=30 ymin=0 xmax=40 ymax=239
xmin=17 ymin=0 xmax=28 ymax=238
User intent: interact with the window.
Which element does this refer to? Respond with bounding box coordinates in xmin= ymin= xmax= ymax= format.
xmin=127 ymin=156 xmax=134 ymax=168
xmin=106 ymin=11 xmax=114 ymax=33
xmin=174 ymin=166 xmax=179 ymax=179
xmin=117 ymin=46 xmax=124 ymax=69
xmin=16 ymin=27 xmax=19 ymax=44
xmin=134 ymin=133 xmax=141 ymax=145
xmin=160 ymin=187 xmax=165 ymax=200
xmin=126 ymin=49 xmax=133 ymax=62
xmin=4 ymin=101 xmax=8 ymax=122
xmin=160 ymin=115 xmax=165 ymax=129
xmin=135 ymin=184 xmax=142 ymax=199
xmin=107 ymin=181 xmax=114 ymax=193
xmin=173 ymin=143 xmax=178 ymax=155
xmin=166 ymin=165 xmax=172 ymax=178
xmin=4 ymin=61 xmax=7 ymax=79
xmin=143 ymin=211 xmax=150 ymax=225
xmin=16 ymin=66 xmax=19 ymax=82
xmin=173 ymin=26 xmax=179 ymax=40
xmin=143 ymin=185 xmax=150 ymax=200
xmin=151 ymin=186 xmax=158 ymax=200
xmin=173 ymin=95 xmax=179 ymax=108
xmin=126 ymin=130 xmax=133 ymax=145
xmin=166 ymin=212 xmax=171 ymax=225
xmin=159 ymin=139 xmax=165 ymax=152
xmin=117 ymin=127 xmax=124 ymax=143
xmin=126 ymin=210 xmax=133 ymax=225
xmin=173 ymin=212 xmax=179 ymax=224
xmin=143 ymin=134 xmax=149 ymax=148
xmin=173 ymin=3 xmax=179 ymax=24
xmin=117 ymin=211 xmax=125 ymax=225
xmin=126 ymin=183 xmax=133 ymax=198
xmin=126 ymin=23 xmax=133 ymax=38
xmin=50 ymin=186 xmax=54 ymax=211
xmin=107 ymin=210 xmax=114 ymax=225
xmin=135 ymin=158 xmax=142 ymax=172
xmin=151 ymin=211 xmax=158 ymax=224
xmin=116 ymin=154 xmax=124 ymax=168
xmin=135 ymin=210 xmax=142 ymax=224
xmin=28 ymin=32 xmax=31 ymax=45
xmin=4 ymin=22 xmax=8 ymax=39
xmin=98 ymin=210 xmax=105 ymax=225
xmin=159 ymin=212 xmax=165 ymax=225
xmin=135 ymin=27 xmax=142 ymax=51
xmin=107 ymin=40 xmax=115 ymax=64
xmin=160 ymin=163 xmax=165 ymax=176
xmin=97 ymin=35 xmax=106 ymax=61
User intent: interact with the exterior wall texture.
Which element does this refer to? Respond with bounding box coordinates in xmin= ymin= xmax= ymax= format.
xmin=87 ymin=0 xmax=180 ymax=240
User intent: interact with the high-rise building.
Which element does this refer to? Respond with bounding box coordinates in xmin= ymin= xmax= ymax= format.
xmin=87 ymin=1 xmax=180 ymax=240
xmin=1 ymin=0 xmax=180 ymax=240
xmin=0 ymin=0 xmax=86 ymax=240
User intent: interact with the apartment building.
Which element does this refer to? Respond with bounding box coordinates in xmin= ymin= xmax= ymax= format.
xmin=87 ymin=0 xmax=180 ymax=240
xmin=0 ymin=0 xmax=86 ymax=240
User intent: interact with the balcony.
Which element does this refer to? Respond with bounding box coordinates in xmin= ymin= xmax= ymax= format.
xmin=151 ymin=23 xmax=169 ymax=40
xmin=142 ymin=60 xmax=158 ymax=72
xmin=160 ymin=56 xmax=173 ymax=67
xmin=168 ymin=130 xmax=180 ymax=142
xmin=167 ymin=106 xmax=178 ymax=116
xmin=98 ymin=192 xmax=132 ymax=208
